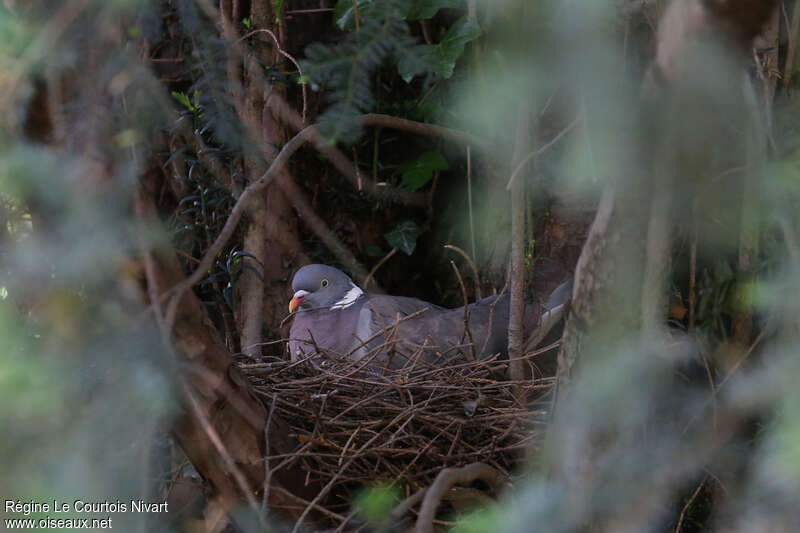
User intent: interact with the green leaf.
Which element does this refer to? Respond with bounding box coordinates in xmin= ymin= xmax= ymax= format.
xmin=396 ymin=16 xmax=481 ymax=81
xmin=434 ymin=15 xmax=481 ymax=78
xmin=333 ymin=0 xmax=374 ymax=31
xmin=354 ymin=484 xmax=401 ymax=523
xmin=396 ymin=43 xmax=434 ymax=83
xmin=171 ymin=91 xmax=192 ymax=110
xmin=384 ymin=220 xmax=422 ymax=255
xmin=303 ymin=6 xmax=413 ymax=142
xmin=242 ymin=17 xmax=252 ymax=30
xmin=406 ymin=0 xmax=462 ymax=20
xmin=399 ymin=151 xmax=448 ymax=190
xmin=272 ymin=0 xmax=285 ymax=21
xmin=366 ymin=244 xmax=385 ymax=258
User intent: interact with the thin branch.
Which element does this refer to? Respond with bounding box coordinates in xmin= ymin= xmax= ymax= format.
xmin=163 ymin=113 xmax=490 ymax=325
xmin=506 ymin=117 xmax=579 ymax=190
xmin=466 ymin=146 xmax=478 ymax=276
xmin=389 ymin=487 xmax=426 ymax=523
xmin=508 ymin=101 xmax=532 ymax=386
xmin=450 ymin=260 xmax=476 ymax=362
xmin=444 ymin=244 xmax=481 ymax=300
xmin=261 ymin=393 xmax=278 ymax=513
xmin=291 ymin=411 xmax=410 ymax=532
xmin=236 ymin=28 xmax=307 ymax=125
xmin=688 ymin=201 xmax=698 ymax=329
xmin=364 ymin=247 xmax=398 ymax=289
xmin=674 ymin=477 xmax=706 ymax=533
xmin=183 ymin=383 xmax=267 ymax=528
xmin=414 ymin=463 xmax=504 ymax=533
xmin=285 ymin=8 xmax=335 ymax=14
xmin=163 ymin=126 xmax=317 ymax=329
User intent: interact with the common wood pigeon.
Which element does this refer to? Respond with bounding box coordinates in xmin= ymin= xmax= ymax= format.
xmin=287 ymin=264 xmax=572 ymax=370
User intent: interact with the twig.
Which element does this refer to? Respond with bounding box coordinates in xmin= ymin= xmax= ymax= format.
xmin=716 ymin=328 xmax=767 ymax=391
xmin=480 ymin=280 xmax=508 ymax=358
xmin=261 ymin=393 xmax=278 ymax=513
xmin=414 ymin=463 xmax=504 ymax=533
xmin=236 ymin=28 xmax=307 ymax=125
xmin=508 ymin=101 xmax=532 ymax=386
xmin=292 ymin=411 xmax=410 ymax=532
xmin=183 ymin=383 xmax=267 ymax=528
xmin=270 ymin=485 xmax=348 ymax=524
xmin=285 ymin=8 xmax=335 ymax=15
xmin=450 ymin=261 xmax=476 ymax=362
xmin=505 ymin=117 xmax=579 ymax=190
xmin=445 ymin=244 xmax=481 ymax=300
xmin=688 ymin=200 xmax=698 ymax=329
xmin=352 ymin=0 xmax=360 ymax=30
xmin=467 ymin=145 xmax=477 ymax=266
xmin=389 ymin=487 xmax=427 ymax=523
xmin=162 ymin=125 xmax=317 ymax=329
xmin=345 ymin=307 xmax=430 ymax=358
xmin=674 ymin=477 xmax=707 ymax=533
xmin=364 ymin=247 xmax=398 ymax=289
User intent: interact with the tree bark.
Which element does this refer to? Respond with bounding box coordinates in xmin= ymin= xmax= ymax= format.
xmin=138 ymin=168 xmax=313 ymax=524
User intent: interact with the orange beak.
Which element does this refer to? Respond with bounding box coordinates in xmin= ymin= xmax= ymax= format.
xmin=288 ymin=290 xmax=308 ymax=313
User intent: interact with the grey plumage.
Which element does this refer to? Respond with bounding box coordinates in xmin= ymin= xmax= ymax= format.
xmin=288 ymin=264 xmax=572 ymax=370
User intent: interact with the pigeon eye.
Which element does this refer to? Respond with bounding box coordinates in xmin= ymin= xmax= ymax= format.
xmin=321 ymin=279 xmax=329 ymax=288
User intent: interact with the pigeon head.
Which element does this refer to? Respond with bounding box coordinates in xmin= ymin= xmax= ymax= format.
xmin=289 ymin=264 xmax=364 ymax=313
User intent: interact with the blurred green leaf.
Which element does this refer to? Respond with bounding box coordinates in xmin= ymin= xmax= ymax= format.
xmin=354 ymin=483 xmax=401 ymax=523
xmin=384 ymin=220 xmax=422 ymax=255
xmin=406 ymin=0 xmax=462 ymax=20
xmin=366 ymin=244 xmax=385 ymax=257
xmin=333 ymin=0 xmax=375 ymax=31
xmin=171 ymin=91 xmax=194 ymax=111
xmin=272 ymin=0 xmax=285 ymax=21
xmin=399 ymin=151 xmax=448 ymax=190
xmin=451 ymin=504 xmax=503 ymax=533
xmin=433 ymin=16 xmax=481 ymax=78
xmin=398 ymin=16 xmax=481 ymax=81
xmin=0 ymin=8 xmax=34 ymax=58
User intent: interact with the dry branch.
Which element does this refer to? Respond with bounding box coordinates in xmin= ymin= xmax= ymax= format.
xmin=239 ymin=346 xmax=554 ymax=531
xmin=508 ymin=102 xmax=532 ymax=385
xmin=415 ymin=462 xmax=505 ymax=533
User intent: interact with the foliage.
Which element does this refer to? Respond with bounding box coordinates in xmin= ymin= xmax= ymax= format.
xmin=353 ymin=483 xmax=402 ymax=523
xmin=399 ymin=150 xmax=448 ymax=190
xmin=305 ymin=0 xmax=480 ymax=141
xmin=397 ymin=16 xmax=481 ymax=81
xmin=384 ymin=219 xmax=423 ymax=255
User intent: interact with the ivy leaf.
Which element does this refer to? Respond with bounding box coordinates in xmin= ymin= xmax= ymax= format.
xmin=432 ymin=16 xmax=481 ymax=78
xmin=384 ymin=220 xmax=422 ymax=255
xmin=399 ymin=151 xmax=448 ymax=191
xmin=406 ymin=0 xmax=462 ymax=20
xmin=396 ymin=44 xmax=434 ymax=83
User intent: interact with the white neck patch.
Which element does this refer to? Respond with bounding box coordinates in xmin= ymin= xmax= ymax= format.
xmin=330 ymin=283 xmax=364 ymax=309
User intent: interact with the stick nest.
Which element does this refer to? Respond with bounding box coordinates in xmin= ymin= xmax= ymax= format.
xmin=240 ymin=350 xmax=555 ymax=525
